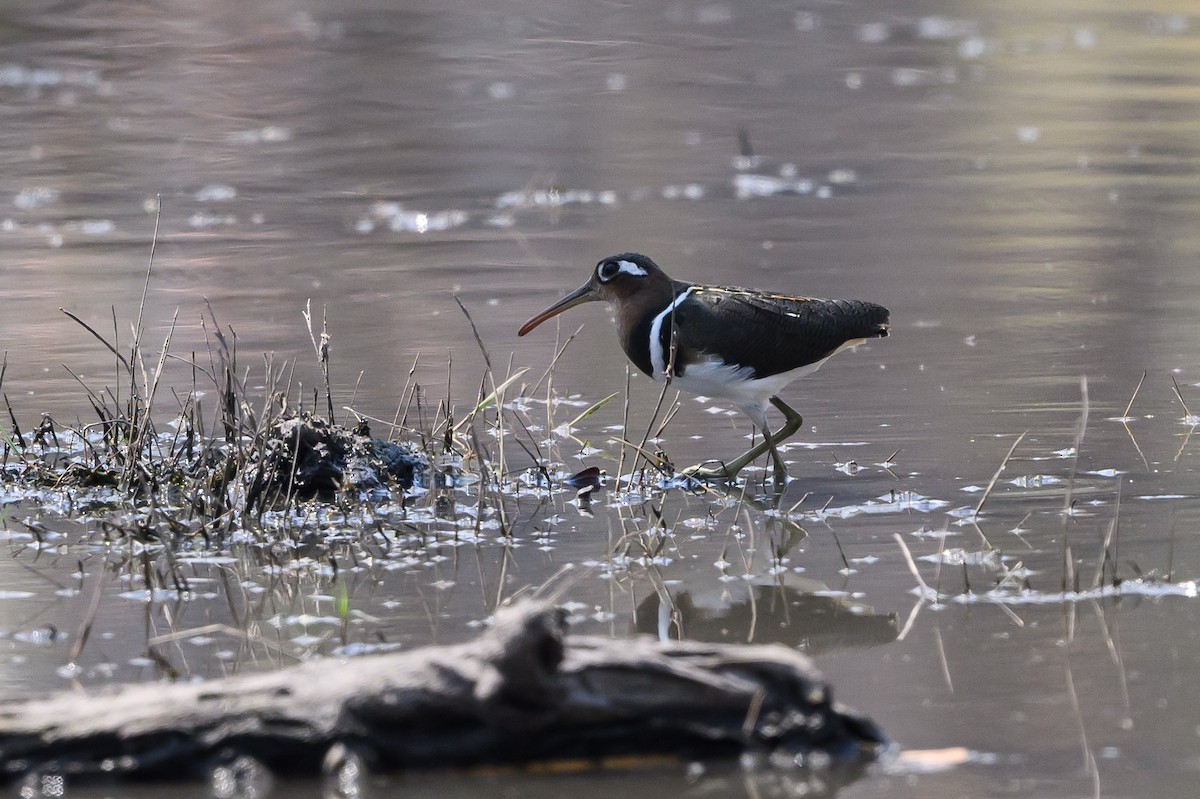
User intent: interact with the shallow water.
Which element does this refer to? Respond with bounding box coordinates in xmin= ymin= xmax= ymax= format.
xmin=4 ymin=0 xmax=1200 ymax=796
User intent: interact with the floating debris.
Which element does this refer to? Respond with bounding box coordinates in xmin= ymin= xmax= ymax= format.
xmin=733 ymin=172 xmax=814 ymax=200
xmin=226 ymin=126 xmax=293 ymax=145
xmin=360 ymin=201 xmax=469 ymax=234
xmin=13 ymin=187 xmax=60 ymax=209
xmin=957 ymin=577 xmax=1198 ymax=605
xmin=194 ymin=184 xmax=237 ymax=202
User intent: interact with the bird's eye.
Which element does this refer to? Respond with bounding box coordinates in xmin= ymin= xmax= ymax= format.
xmin=597 ymin=258 xmax=648 ymax=282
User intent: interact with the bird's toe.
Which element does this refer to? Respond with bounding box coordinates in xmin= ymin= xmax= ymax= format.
xmin=680 ymin=461 xmax=738 ymax=482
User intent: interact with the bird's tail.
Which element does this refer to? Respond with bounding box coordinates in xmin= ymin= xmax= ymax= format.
xmin=842 ymin=300 xmax=890 ymax=339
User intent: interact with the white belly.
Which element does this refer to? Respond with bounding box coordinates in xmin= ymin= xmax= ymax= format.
xmin=660 ymin=356 xmax=827 ymax=406
xmin=655 ymin=339 xmax=864 ymax=428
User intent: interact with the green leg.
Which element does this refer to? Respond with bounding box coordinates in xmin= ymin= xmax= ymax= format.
xmin=762 ymin=423 xmax=787 ymax=487
xmin=684 ymin=397 xmax=803 ymax=483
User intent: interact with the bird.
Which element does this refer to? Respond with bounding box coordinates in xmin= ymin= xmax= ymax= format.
xmin=517 ymin=252 xmax=889 ymax=486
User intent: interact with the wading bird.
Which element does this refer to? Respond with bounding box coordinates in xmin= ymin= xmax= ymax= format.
xmin=518 ymin=253 xmax=889 ymax=486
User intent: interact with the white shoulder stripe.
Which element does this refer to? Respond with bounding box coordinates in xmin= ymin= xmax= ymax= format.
xmin=648 ymin=287 xmax=694 ymax=377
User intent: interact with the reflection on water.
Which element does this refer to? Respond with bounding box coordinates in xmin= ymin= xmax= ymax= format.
xmin=4 ymin=0 xmax=1200 ymax=796
xmin=634 ymin=581 xmax=898 ymax=653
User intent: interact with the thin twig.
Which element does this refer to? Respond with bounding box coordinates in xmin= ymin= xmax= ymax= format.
xmin=973 ymin=431 xmax=1027 ymax=521
xmin=68 ymin=564 xmax=110 ymax=663
xmin=1170 ymin=374 xmax=1192 ymax=418
xmin=302 ymin=299 xmax=335 ymax=423
xmin=893 ymin=533 xmax=932 ymax=596
xmin=1122 ymin=370 xmax=1146 ymax=419
xmin=529 ymin=323 xmax=586 ymax=396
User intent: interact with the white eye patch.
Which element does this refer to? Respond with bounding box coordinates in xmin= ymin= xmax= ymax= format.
xmin=598 ymin=258 xmax=649 ymax=282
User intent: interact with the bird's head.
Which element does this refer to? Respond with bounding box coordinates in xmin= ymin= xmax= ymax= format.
xmin=518 ymin=253 xmax=669 ymax=336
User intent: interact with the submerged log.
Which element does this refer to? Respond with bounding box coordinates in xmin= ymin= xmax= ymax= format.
xmin=0 ymin=601 xmax=884 ymax=782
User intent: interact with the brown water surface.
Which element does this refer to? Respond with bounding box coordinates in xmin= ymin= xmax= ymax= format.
xmin=3 ymin=1 xmax=1200 ymax=796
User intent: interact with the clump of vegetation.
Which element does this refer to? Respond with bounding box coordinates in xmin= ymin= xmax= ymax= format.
xmin=1 ymin=304 xmax=430 ymax=531
xmin=0 ymin=222 xmax=543 ymax=580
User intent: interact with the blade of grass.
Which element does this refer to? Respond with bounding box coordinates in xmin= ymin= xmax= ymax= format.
xmin=454 ymin=296 xmax=493 ymax=374
xmin=452 ymin=368 xmax=529 ymax=433
xmin=60 ymin=309 xmax=131 ymax=373
xmin=565 ymin=391 xmax=619 ymax=429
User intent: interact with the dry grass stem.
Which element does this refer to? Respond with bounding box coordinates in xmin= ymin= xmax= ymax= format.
xmin=973 ymin=430 xmax=1028 ymax=521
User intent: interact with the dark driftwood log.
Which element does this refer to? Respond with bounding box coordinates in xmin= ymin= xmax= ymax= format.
xmin=0 ymin=601 xmax=883 ymax=782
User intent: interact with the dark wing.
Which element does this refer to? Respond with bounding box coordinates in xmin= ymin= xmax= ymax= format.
xmin=673 ymin=286 xmax=889 ymax=379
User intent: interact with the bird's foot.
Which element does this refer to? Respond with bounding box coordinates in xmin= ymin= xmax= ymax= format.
xmin=679 ymin=461 xmax=739 ymax=482
xmin=680 ymin=462 xmax=792 ymax=486
xmin=771 ymin=468 xmax=790 ymax=491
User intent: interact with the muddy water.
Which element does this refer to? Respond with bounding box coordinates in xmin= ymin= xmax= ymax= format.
xmin=4 ymin=0 xmax=1200 ymax=796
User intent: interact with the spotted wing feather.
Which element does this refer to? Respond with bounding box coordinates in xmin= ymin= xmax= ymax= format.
xmin=671 ymin=286 xmax=889 ymax=379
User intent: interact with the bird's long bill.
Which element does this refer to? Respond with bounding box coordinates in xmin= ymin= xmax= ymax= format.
xmin=517 ymin=282 xmax=595 ymax=336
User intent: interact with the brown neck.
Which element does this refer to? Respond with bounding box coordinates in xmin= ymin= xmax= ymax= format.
xmin=614 ymin=277 xmax=687 ymax=375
